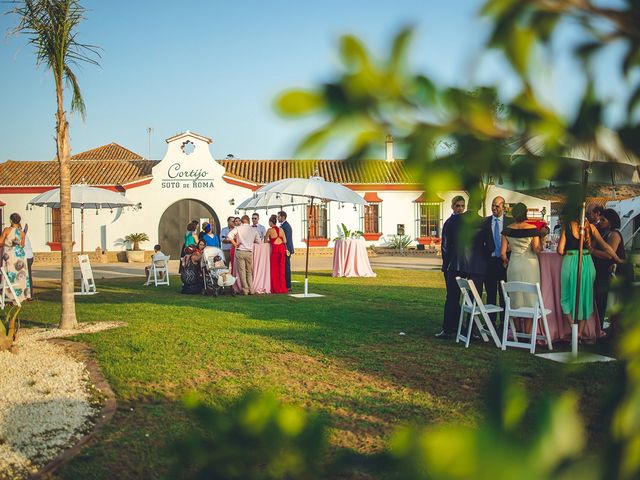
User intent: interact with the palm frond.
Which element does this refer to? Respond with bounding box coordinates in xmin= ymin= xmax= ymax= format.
xmin=64 ymin=64 xmax=85 ymax=118
xmin=7 ymin=0 xmax=100 ymax=116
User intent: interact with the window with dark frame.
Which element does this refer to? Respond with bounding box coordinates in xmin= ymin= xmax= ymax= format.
xmin=304 ymin=203 xmax=329 ymax=239
xmin=363 ymin=203 xmax=381 ymax=233
xmin=416 ymin=202 xmax=441 ymax=237
xmin=46 ymin=207 xmax=62 ymax=243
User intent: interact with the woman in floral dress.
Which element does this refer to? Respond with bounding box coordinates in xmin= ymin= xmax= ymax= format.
xmin=0 ymin=213 xmax=31 ymax=302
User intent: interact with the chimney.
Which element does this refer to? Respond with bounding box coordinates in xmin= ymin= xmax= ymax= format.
xmin=385 ymin=134 xmax=394 ymax=162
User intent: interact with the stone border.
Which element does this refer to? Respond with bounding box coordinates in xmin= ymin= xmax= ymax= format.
xmin=29 ymin=340 xmax=117 ymax=480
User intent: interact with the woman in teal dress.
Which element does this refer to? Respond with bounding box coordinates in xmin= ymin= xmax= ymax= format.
xmin=0 ymin=213 xmax=31 ymax=302
xmin=557 ymin=215 xmax=623 ymax=340
xmin=184 ymin=221 xmax=198 ymax=249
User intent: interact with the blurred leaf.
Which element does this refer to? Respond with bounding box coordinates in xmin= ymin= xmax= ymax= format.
xmin=576 ymin=41 xmax=602 ymax=61
xmin=340 ymin=35 xmax=371 ymax=70
xmin=169 ymin=390 xmax=327 ymax=480
xmin=569 ymin=81 xmax=602 ymax=141
xmin=481 ymin=0 xmax=517 ymax=18
xmin=295 ymin=127 xmax=333 ymax=158
xmin=419 ymin=426 xmax=476 ymax=478
xmin=388 ymin=27 xmax=413 ymax=73
xmin=276 ymin=89 xmax=324 ymax=117
xmin=414 ymin=74 xmax=438 ymax=106
xmin=531 ymin=11 xmax=559 ymax=42
xmin=323 ymin=82 xmax=351 ymax=115
xmin=502 ymin=380 xmax=528 ymax=429
xmin=532 ymin=393 xmax=585 ymax=471
xmin=505 ymin=25 xmax=536 ymax=75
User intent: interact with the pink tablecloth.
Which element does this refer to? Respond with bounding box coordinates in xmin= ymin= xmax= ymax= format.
xmin=539 ymin=251 xmax=601 ymax=343
xmin=232 ymin=243 xmax=271 ymax=294
xmin=332 ymin=238 xmax=376 ymax=278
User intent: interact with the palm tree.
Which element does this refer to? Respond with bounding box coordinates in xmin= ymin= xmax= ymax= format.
xmin=9 ymin=0 xmax=99 ymax=329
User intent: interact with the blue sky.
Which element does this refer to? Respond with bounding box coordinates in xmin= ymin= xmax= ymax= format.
xmin=0 ymin=0 xmax=627 ymax=162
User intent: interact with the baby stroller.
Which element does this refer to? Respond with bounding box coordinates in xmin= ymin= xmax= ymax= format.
xmin=201 ymin=246 xmax=236 ymax=296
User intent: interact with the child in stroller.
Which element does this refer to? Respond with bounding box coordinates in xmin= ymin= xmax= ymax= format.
xmin=201 ymin=246 xmax=236 ymax=296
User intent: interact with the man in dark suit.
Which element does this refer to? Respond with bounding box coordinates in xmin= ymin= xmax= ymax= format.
xmin=458 ymin=209 xmax=494 ymax=297
xmin=277 ymin=210 xmax=294 ymax=291
xmin=483 ymin=196 xmax=512 ymax=328
xmin=436 ymin=196 xmax=466 ymax=339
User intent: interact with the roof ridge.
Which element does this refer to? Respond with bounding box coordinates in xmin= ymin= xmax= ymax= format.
xmin=71 ymin=142 xmax=143 ymax=160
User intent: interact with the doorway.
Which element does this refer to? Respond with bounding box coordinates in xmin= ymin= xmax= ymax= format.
xmin=158 ymin=199 xmax=220 ymax=259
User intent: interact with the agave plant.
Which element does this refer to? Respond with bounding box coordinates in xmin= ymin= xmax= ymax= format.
xmin=0 ymin=306 xmax=20 ymax=351
xmin=124 ymin=232 xmax=149 ymax=251
xmin=384 ymin=234 xmax=412 ymax=250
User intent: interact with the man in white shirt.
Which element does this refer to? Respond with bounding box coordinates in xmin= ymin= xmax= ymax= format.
xmin=251 ymin=213 xmax=267 ymax=240
xmin=220 ymin=216 xmax=235 ymax=265
xmin=228 ymin=215 xmax=261 ymax=295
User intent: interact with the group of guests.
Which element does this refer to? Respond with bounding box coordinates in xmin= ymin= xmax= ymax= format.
xmin=0 ymin=212 xmax=33 ymax=303
xmin=437 ymin=196 xmax=626 ymax=342
xmin=180 ymin=211 xmax=294 ymax=296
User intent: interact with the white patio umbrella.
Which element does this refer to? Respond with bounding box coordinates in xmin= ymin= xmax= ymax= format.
xmin=256 ymin=174 xmax=367 ymax=298
xmin=236 ymin=192 xmax=306 ymax=212
xmin=28 ymin=184 xmax=139 ymax=254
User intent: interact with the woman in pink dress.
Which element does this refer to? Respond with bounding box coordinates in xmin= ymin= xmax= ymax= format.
xmin=265 ymin=215 xmax=288 ymax=294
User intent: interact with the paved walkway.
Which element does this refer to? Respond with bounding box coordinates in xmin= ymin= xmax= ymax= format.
xmin=33 ymin=254 xmax=441 ymax=281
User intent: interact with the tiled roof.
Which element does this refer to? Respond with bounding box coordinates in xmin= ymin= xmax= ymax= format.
xmin=0 ymin=160 xmax=156 ymax=186
xmin=218 ymin=159 xmax=417 ymax=185
xmin=1 ymin=139 xmax=420 ymax=187
xmin=71 ymin=143 xmax=143 ymax=160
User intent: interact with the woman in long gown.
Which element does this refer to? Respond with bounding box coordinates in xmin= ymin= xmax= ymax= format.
xmin=557 ymin=212 xmax=623 ymax=340
xmin=591 ymin=208 xmax=626 ymax=328
xmin=264 ymin=215 xmax=288 ymax=294
xmin=500 ymin=203 xmax=541 ymax=334
xmin=0 ymin=213 xmax=31 ymax=302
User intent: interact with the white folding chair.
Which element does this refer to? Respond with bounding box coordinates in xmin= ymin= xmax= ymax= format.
xmin=76 ymin=255 xmax=97 ymax=295
xmin=146 ymin=255 xmax=170 ymax=286
xmin=500 ymin=281 xmax=553 ymax=354
xmin=0 ymin=266 xmax=22 ymax=308
xmin=455 ymin=277 xmax=502 ymax=348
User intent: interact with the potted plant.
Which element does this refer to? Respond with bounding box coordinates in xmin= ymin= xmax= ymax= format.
xmin=333 ymin=223 xmax=363 ymax=241
xmin=124 ymin=232 xmax=149 ymax=263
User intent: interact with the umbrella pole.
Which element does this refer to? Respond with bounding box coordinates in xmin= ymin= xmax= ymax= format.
xmin=304 ymin=197 xmax=313 ymax=296
xmin=572 ymin=166 xmax=590 ymax=359
xmin=571 ymin=202 xmax=586 ymax=358
xmin=81 ymin=207 xmax=84 ymax=255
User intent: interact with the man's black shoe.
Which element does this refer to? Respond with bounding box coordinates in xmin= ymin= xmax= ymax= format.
xmin=434 ymin=330 xmax=453 ymax=340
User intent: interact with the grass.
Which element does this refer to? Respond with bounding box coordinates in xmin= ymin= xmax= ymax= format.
xmin=20 ymin=269 xmax=620 ymax=479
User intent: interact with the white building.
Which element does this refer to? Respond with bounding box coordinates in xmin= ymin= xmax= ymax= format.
xmin=0 ymin=131 xmax=550 ymax=259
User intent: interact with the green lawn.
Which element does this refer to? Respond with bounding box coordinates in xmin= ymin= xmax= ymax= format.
xmin=21 ymin=269 xmax=619 ymax=479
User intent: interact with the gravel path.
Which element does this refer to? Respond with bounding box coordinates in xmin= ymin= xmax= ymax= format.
xmin=0 ymin=322 xmax=122 ymax=480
